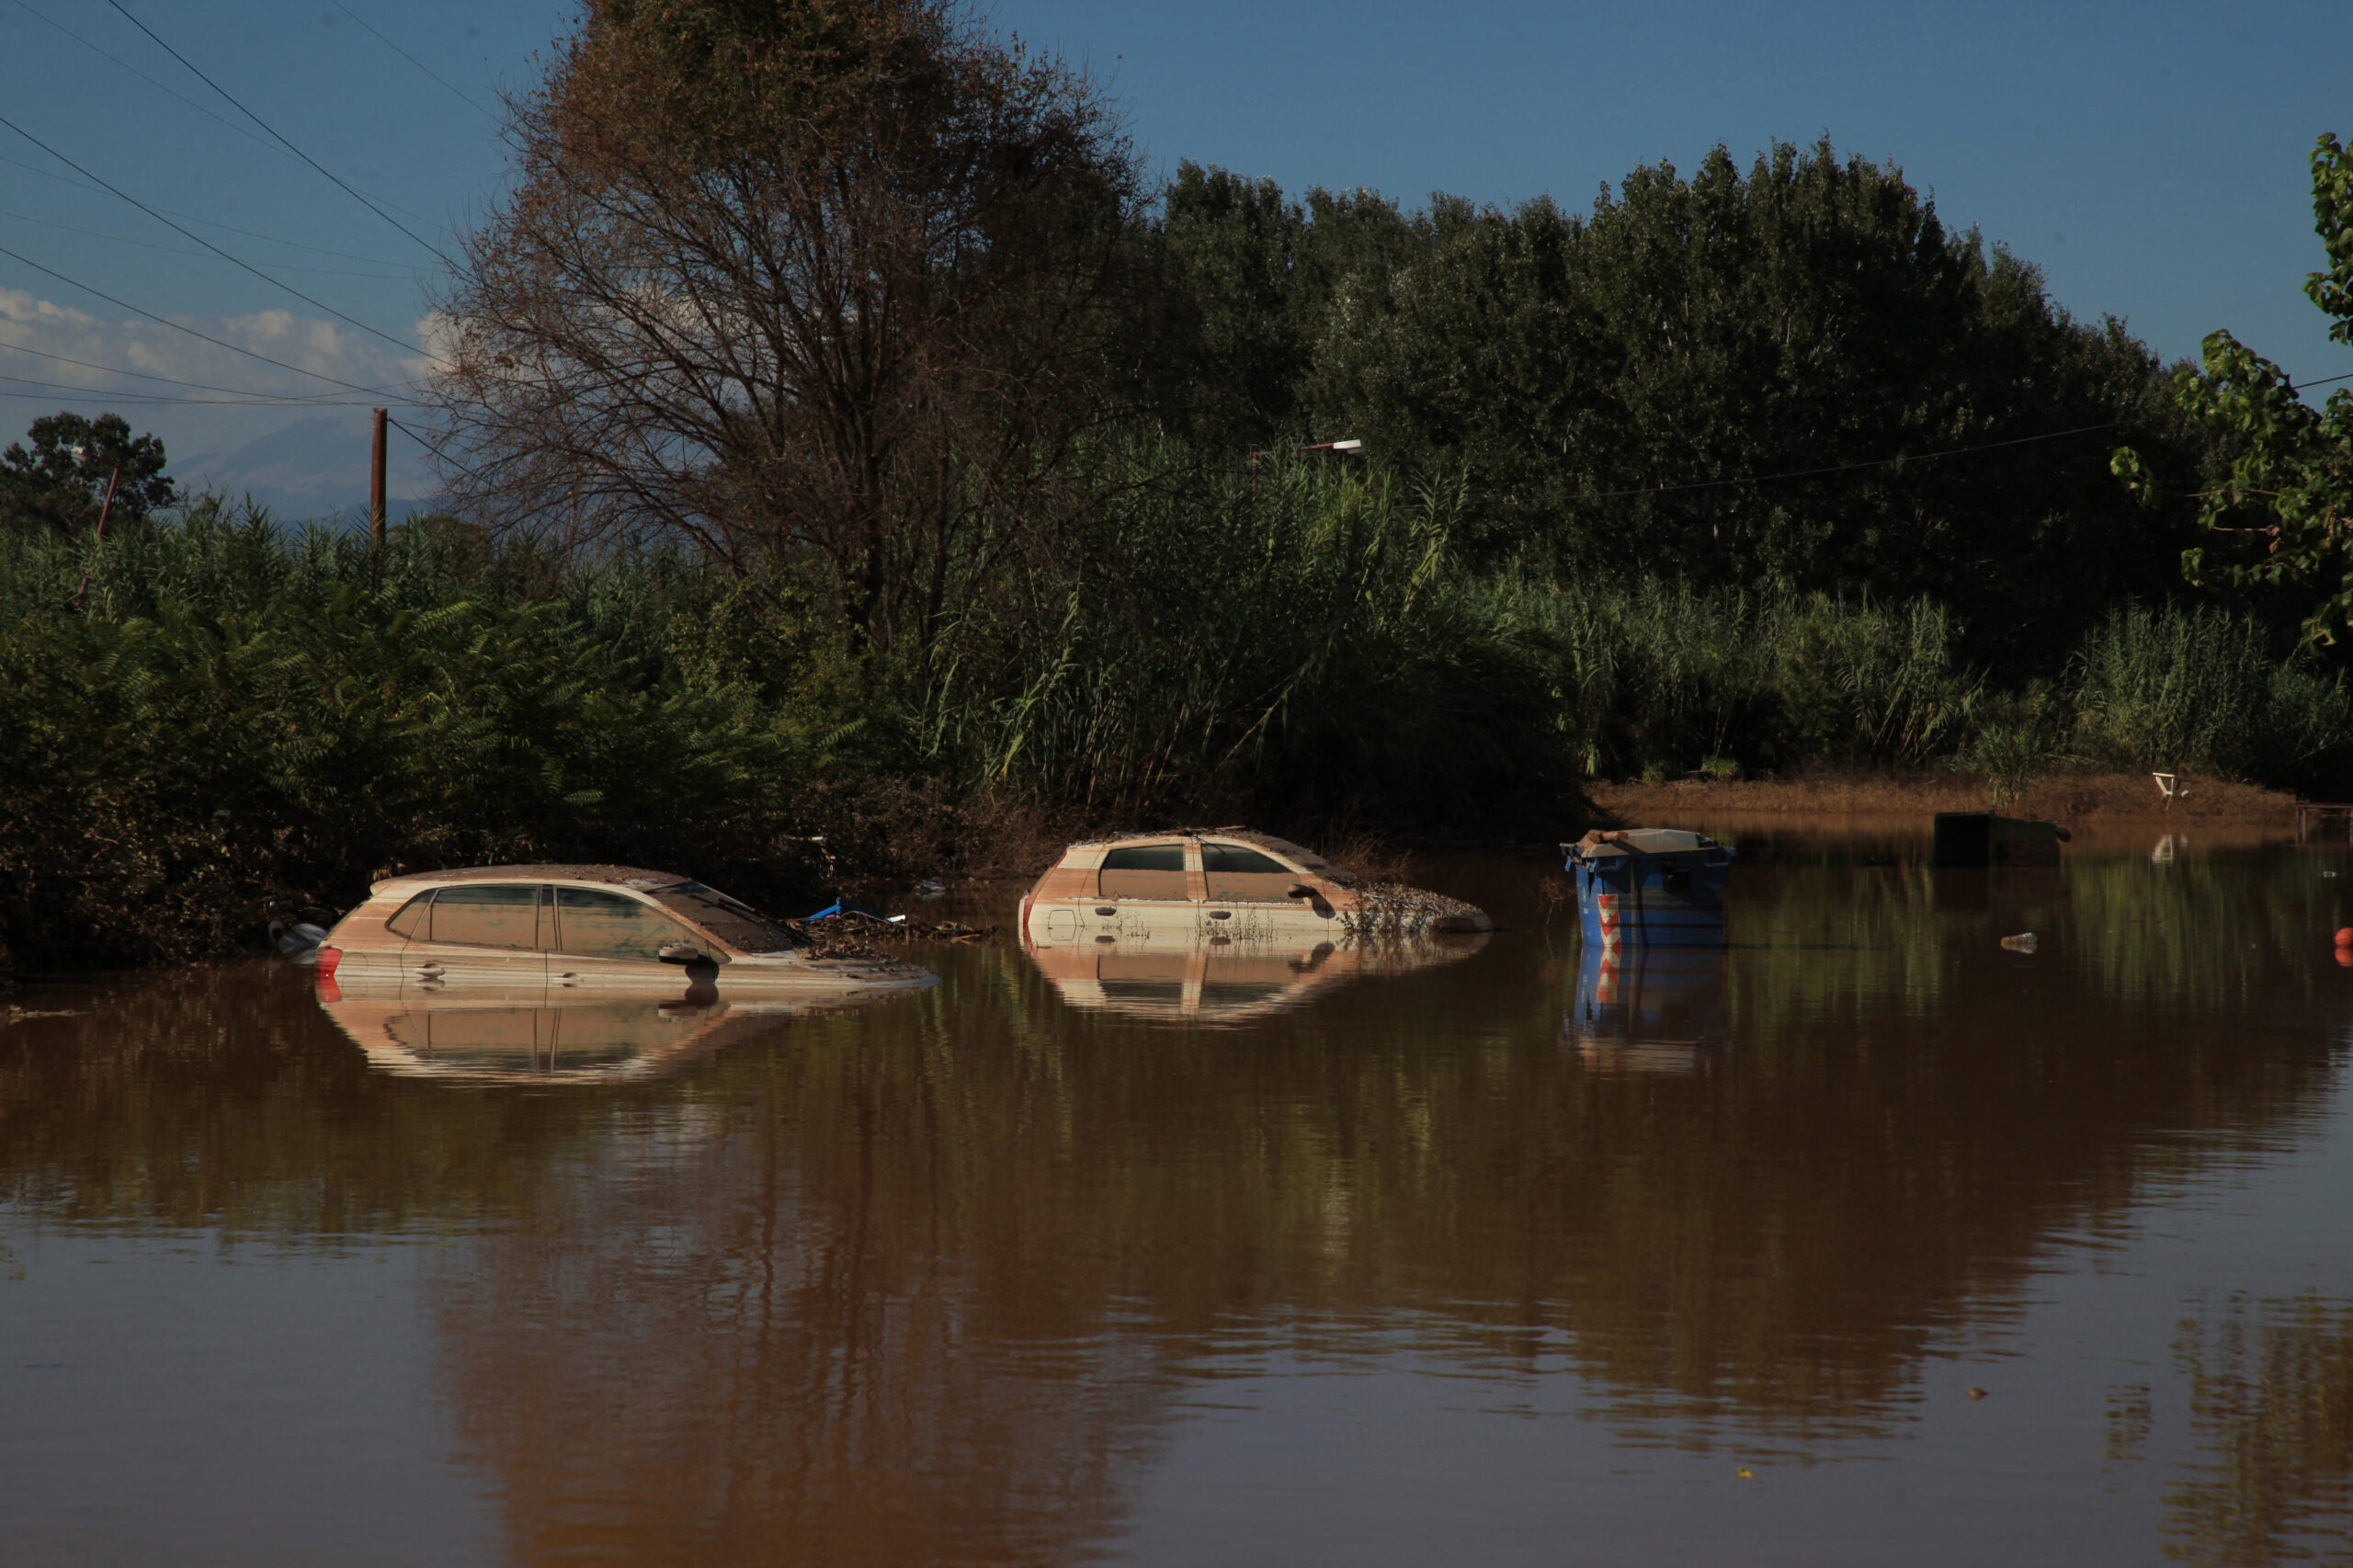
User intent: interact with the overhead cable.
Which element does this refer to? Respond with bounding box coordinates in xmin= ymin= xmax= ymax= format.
xmin=0 ymin=243 xmax=408 ymax=398
xmin=7 ymin=0 xmax=294 ymax=167
xmin=0 ymin=113 xmax=437 ymax=362
xmin=0 ymin=387 xmax=381 ymax=405
xmin=0 ymin=370 xmax=373 ymax=403
xmin=386 ymin=415 xmax=483 ymax=484
xmin=1559 ymin=422 xmax=2129 ymax=504
xmin=1558 ymin=373 xmax=2353 ymax=506
xmin=0 ymin=205 xmax=412 ymax=279
xmin=0 ymin=340 xmax=399 ymax=402
xmin=0 ymin=154 xmax=415 ymax=267
xmin=325 ymin=1 xmax=497 ymax=120
xmin=102 ymin=0 xmax=454 ymax=262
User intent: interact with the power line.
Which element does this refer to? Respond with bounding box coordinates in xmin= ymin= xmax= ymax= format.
xmin=324 ymin=1 xmax=496 ymax=121
xmin=386 ymin=415 xmax=483 ymax=484
xmin=0 ymin=243 xmax=408 ymax=398
xmin=1548 ymin=369 xmax=2353 ymax=505
xmin=7 ymin=0 xmax=295 ymax=168
xmin=0 ymin=205 xmax=413 ymax=279
xmin=101 ymin=0 xmax=453 ymax=262
xmin=0 ymin=153 xmax=416 ymax=267
xmin=0 ymin=340 xmax=396 ymax=402
xmin=0 ymin=113 xmax=434 ymax=362
xmin=1561 ymin=422 xmax=2129 ymax=505
xmin=0 ymin=386 xmax=380 ymax=405
xmin=0 ymin=371 xmax=373 ymax=403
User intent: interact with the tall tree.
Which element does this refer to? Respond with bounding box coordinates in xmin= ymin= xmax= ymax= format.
xmin=2116 ymin=133 xmax=2353 ymax=642
xmin=0 ymin=412 xmax=174 ymax=535
xmin=428 ymin=0 xmax=1143 ymax=662
xmin=1161 ymin=142 xmax=2204 ymax=669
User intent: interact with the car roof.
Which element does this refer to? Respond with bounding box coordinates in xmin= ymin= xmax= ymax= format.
xmin=369 ymin=864 xmax=687 ymax=895
xmin=1064 ymin=828 xmax=1324 ymax=860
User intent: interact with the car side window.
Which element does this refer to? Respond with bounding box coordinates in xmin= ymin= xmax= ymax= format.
xmin=1201 ymin=843 xmax=1288 ymax=876
xmin=421 ymin=884 xmax=544 ymax=949
xmin=1202 ymin=842 xmax=1302 ymax=903
xmin=387 ymin=892 xmax=434 ymax=940
xmin=555 ymin=887 xmax=693 ymax=960
xmin=1098 ymin=843 xmax=1189 ymax=900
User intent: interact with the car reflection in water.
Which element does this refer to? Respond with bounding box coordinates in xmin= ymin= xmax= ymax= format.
xmin=1566 ymin=943 xmax=1729 ymax=1074
xmin=1026 ymin=929 xmax=1489 ymax=1024
xmin=317 ymin=975 xmax=920 ymax=1085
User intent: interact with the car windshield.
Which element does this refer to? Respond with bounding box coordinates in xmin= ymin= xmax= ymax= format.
xmin=648 ymin=882 xmax=802 ymax=954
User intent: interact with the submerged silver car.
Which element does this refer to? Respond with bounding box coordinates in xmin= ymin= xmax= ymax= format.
xmin=317 ymin=864 xmax=936 ymax=1000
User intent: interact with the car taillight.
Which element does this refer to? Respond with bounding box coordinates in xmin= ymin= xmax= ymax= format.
xmin=314 ymin=946 xmax=343 ymax=976
xmin=315 ymin=974 xmax=342 ymax=1003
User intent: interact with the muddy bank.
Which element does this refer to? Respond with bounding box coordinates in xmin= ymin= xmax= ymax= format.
xmin=1590 ymin=770 xmax=2301 ymax=838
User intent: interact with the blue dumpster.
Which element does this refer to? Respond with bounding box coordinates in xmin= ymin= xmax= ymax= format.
xmin=1565 ymin=944 xmax=1728 ymax=1072
xmin=1564 ymin=828 xmax=1734 ymax=948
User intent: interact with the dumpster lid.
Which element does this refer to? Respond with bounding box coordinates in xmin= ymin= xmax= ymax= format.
xmin=1566 ymin=828 xmax=1727 ymax=859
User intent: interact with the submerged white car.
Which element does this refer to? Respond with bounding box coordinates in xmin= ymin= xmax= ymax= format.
xmin=1018 ymin=830 xmax=1489 ymax=949
xmin=316 ymin=864 xmax=936 ymax=1000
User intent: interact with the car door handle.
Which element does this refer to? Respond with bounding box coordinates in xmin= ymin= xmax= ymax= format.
xmin=554 ymin=971 xmax=580 ymax=985
xmin=414 ymin=962 xmax=445 ymax=974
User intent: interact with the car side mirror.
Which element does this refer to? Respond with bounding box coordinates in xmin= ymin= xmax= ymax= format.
xmin=658 ymin=942 xmax=706 ymax=964
xmin=1286 ymin=884 xmax=1314 ymax=899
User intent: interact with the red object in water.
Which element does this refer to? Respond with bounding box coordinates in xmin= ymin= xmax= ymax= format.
xmin=2336 ymin=929 xmax=2353 ymax=948
xmin=315 ymin=973 xmax=342 ymax=1002
xmin=314 ymin=945 xmax=343 ymax=976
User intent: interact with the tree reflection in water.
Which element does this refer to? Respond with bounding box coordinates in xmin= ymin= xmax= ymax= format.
xmin=2166 ymin=1295 xmax=2353 ymax=1565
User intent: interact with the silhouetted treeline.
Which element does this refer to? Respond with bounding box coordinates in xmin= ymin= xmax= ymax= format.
xmin=1146 ymin=142 xmax=2220 ymax=672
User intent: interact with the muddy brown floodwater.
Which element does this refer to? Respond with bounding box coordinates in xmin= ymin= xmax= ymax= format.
xmin=6 ymin=831 xmax=2353 ymax=1567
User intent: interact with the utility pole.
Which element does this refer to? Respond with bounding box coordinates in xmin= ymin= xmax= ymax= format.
xmin=74 ymin=466 xmax=120 ymax=607
xmin=369 ymin=407 xmax=388 ymax=548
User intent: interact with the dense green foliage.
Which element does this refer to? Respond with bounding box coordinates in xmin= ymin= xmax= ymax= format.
xmin=1152 ymin=142 xmax=2215 ymax=671
xmin=6 ymin=477 xmax=2350 ymax=963
xmin=0 ymin=506 xmax=818 ymax=964
xmin=0 ymin=410 xmax=176 ymax=536
xmin=2117 ymin=133 xmax=2353 ymax=642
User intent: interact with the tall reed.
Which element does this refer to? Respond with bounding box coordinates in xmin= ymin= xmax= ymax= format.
xmin=923 ymin=457 xmax=1582 ymax=828
xmin=2070 ymin=605 xmax=2353 ymax=787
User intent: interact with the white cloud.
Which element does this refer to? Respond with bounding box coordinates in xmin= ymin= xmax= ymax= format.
xmin=0 ymin=288 xmax=443 ymax=515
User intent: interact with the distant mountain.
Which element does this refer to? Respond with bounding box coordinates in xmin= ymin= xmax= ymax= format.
xmin=170 ymin=413 xmax=440 ymax=526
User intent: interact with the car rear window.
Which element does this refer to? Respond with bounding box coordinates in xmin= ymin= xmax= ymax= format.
xmin=648 ymin=883 xmax=801 ymax=954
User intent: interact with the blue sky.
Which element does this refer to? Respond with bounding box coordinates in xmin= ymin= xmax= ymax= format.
xmin=0 ymin=0 xmax=2345 ymax=508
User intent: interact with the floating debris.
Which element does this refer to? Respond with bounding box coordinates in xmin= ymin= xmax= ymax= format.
xmin=2000 ymin=933 xmax=2039 ymax=953
xmin=1340 ymin=881 xmax=1491 ymax=937
xmin=784 ymin=912 xmax=994 ymax=960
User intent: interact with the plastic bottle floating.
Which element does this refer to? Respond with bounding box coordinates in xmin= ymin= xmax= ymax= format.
xmin=2000 ymin=932 xmax=2038 ymax=953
